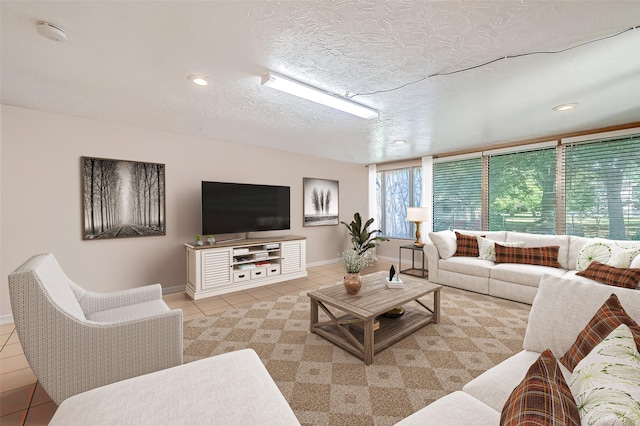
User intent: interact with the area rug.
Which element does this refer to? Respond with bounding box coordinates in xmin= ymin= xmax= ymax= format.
xmin=183 ymin=286 xmax=531 ymax=425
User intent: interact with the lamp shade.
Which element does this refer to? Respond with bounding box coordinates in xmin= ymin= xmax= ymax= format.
xmin=406 ymin=207 xmax=429 ymax=222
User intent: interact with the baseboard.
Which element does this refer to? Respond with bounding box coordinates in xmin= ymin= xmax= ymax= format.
xmin=307 ymin=259 xmax=339 ymax=268
xmin=1 ymin=314 xmax=15 ymax=326
xmin=163 ymin=284 xmax=186 ymax=295
xmin=375 ymin=255 xmax=398 ymax=264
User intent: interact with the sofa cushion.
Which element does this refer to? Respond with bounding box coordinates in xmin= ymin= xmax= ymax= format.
xmin=491 ymin=263 xmax=566 ymax=287
xmin=439 ymin=257 xmax=494 ymax=278
xmin=495 ymin=244 xmax=561 ymax=268
xmin=428 ymin=230 xmax=456 ymax=259
xmin=523 ymin=275 xmax=640 ymax=358
xmin=454 ymin=232 xmax=481 ymax=257
xmin=455 ymin=229 xmax=507 ymax=241
xmin=395 ymin=391 xmax=500 ymax=425
xmin=463 ymin=350 xmax=545 ymax=412
xmin=506 ymin=232 xmax=570 ymax=269
xmin=569 ymin=324 xmax=640 ymax=425
xmin=477 ymin=236 xmax=524 ymax=262
xmin=576 ymin=261 xmax=640 ymax=289
xmin=632 ymin=253 xmax=640 ymax=269
xmin=500 ymin=349 xmax=580 ymax=426
xmin=49 ymin=349 xmax=300 ymax=426
xmin=576 ymin=238 xmax=640 ymax=271
xmin=86 ymin=300 xmax=170 ymax=322
xmin=559 ymin=293 xmax=640 ymax=371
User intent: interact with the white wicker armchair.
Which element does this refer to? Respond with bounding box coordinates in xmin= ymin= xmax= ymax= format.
xmin=8 ymin=253 xmax=183 ymax=405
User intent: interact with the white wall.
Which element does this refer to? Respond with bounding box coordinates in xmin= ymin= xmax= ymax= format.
xmin=0 ymin=105 xmax=368 ymax=320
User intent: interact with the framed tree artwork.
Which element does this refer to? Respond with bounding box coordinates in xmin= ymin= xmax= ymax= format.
xmin=303 ymin=177 xmax=339 ymax=226
xmin=82 ymin=157 xmax=165 ymax=239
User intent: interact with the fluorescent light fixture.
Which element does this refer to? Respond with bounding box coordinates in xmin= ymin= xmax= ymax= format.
xmin=261 ymin=72 xmax=379 ymax=120
xmin=553 ymin=103 xmax=578 ymax=111
xmin=391 ymin=140 xmax=407 ymax=145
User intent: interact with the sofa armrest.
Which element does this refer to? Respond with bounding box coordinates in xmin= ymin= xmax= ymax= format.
xmin=425 ymin=244 xmax=440 ymax=282
xmin=79 ymin=283 xmax=163 ymax=315
xmin=395 ymin=391 xmax=500 ymax=425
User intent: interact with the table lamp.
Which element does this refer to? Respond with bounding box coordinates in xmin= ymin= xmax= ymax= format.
xmin=406 ymin=207 xmax=429 ymax=247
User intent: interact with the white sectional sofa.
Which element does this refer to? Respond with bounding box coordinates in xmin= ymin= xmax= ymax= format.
xmin=49 ymin=348 xmax=300 ymax=425
xmin=426 ymin=230 xmax=640 ymax=304
xmin=396 ymin=274 xmax=640 ymax=425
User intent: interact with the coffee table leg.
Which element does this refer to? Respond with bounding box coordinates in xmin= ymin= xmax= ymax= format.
xmin=310 ymin=298 xmax=319 ymax=332
xmin=363 ymin=318 xmax=374 ymax=365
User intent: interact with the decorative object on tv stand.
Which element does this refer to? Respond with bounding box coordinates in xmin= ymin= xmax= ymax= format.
xmin=338 ymin=249 xmax=373 ymax=295
xmin=82 ymin=157 xmax=165 ymax=240
xmin=340 ymin=212 xmax=389 ymax=255
xmin=303 ymin=178 xmax=339 ymax=227
xmin=195 ymin=235 xmax=203 ymax=246
xmin=406 ymin=207 xmax=429 ymax=247
xmin=206 ymin=235 xmax=215 ymax=245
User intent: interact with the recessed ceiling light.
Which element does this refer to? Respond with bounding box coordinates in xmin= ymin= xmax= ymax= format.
xmin=553 ymin=103 xmax=578 ymax=112
xmin=188 ymin=75 xmax=209 ymax=86
xmin=391 ymin=140 xmax=407 ymax=145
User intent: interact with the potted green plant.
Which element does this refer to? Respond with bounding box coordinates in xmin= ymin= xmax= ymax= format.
xmin=338 ymin=249 xmax=373 ymax=295
xmin=340 ymin=213 xmax=389 ymax=255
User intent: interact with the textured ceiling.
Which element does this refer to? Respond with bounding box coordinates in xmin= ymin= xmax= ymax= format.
xmin=2 ymin=1 xmax=639 ymax=164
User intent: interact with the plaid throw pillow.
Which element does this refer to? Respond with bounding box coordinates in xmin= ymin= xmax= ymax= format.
xmin=576 ymin=261 xmax=640 ymax=289
xmin=560 ymin=293 xmax=640 ymax=371
xmin=501 ymin=349 xmax=580 ymax=426
xmin=453 ymin=232 xmax=481 ymax=257
xmin=494 ymin=244 xmax=561 ymax=268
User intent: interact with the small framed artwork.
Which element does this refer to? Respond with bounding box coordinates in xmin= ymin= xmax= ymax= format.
xmin=82 ymin=157 xmax=166 ymax=239
xmin=303 ymin=178 xmax=339 ymax=226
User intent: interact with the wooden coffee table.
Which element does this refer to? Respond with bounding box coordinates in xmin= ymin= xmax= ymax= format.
xmin=308 ymin=272 xmax=441 ymax=365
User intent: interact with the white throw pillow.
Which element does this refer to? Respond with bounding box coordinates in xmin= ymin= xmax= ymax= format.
xmin=476 ymin=236 xmax=524 ymax=262
xmin=569 ymin=324 xmax=640 ymax=425
xmin=631 ymin=253 xmax=640 ymax=269
xmin=428 ymin=230 xmax=456 ymax=259
xmin=576 ymin=239 xmax=640 ymax=271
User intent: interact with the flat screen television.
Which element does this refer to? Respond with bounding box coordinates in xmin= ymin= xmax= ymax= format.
xmin=201 ymin=181 xmax=291 ymax=235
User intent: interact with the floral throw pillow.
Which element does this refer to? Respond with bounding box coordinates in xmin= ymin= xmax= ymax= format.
xmin=576 ymin=239 xmax=640 ymax=271
xmin=560 ymin=293 xmax=640 ymax=371
xmin=476 ymin=236 xmax=524 ymax=262
xmin=569 ymin=324 xmax=640 ymax=425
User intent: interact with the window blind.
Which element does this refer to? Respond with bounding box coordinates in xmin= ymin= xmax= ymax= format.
xmin=433 ymin=158 xmax=482 ymax=231
xmin=487 ymin=148 xmax=557 ymax=234
xmin=563 ymin=135 xmax=640 ymax=239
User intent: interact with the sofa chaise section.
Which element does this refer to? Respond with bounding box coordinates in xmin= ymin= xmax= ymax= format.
xmin=396 ymin=274 xmax=640 ymax=425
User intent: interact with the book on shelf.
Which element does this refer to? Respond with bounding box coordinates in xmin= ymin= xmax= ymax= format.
xmin=237 ymin=264 xmax=257 ymax=270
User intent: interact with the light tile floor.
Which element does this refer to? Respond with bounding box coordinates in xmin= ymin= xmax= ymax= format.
xmin=0 ymin=260 xmax=401 ymax=425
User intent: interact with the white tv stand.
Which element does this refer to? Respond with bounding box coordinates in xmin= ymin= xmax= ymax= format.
xmin=185 ymin=235 xmax=307 ymax=300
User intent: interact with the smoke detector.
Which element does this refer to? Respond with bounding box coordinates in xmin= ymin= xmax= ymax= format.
xmin=36 ymin=21 xmax=67 ymax=42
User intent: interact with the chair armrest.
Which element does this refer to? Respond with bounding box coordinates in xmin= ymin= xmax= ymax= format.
xmin=30 ymin=309 xmax=183 ymax=404
xmin=79 ymin=284 xmax=163 ymax=315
